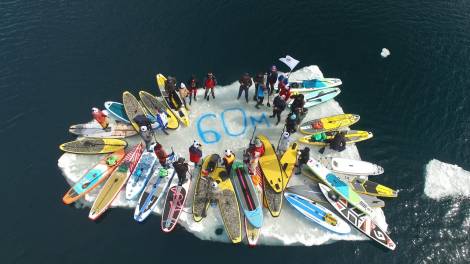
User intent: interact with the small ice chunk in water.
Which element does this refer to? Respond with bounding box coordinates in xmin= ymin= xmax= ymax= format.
xmin=381 ymin=48 xmax=390 ymax=58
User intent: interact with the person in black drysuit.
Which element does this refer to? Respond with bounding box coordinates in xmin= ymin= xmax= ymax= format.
xmin=285 ymin=112 xmax=298 ymax=134
xmin=266 ymin=65 xmax=278 ymax=95
xmin=296 ymin=147 xmax=310 ymax=175
xmin=329 ymin=131 xmax=347 ymax=152
xmin=173 ymin=157 xmax=189 ymax=186
xmin=290 ymin=94 xmax=306 ymax=125
xmin=134 ymin=114 xmax=154 ymax=151
xmin=237 ymin=73 xmax=253 ymax=103
xmin=269 ymin=94 xmax=287 ymax=125
xmin=165 ymin=76 xmax=181 ymax=109
xmin=252 ymin=72 xmax=265 ymax=101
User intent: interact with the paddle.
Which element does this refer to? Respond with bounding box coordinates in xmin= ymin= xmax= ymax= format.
xmin=82 ymin=140 xmax=127 ymax=147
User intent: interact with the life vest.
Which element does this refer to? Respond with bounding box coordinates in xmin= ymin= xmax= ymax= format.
xmin=251 ymin=174 xmax=261 ymax=187
xmin=189 ymin=146 xmax=202 ymax=163
xmin=312 ymin=120 xmax=323 ymax=129
xmin=205 ymin=78 xmax=216 ymax=88
xmin=223 ymin=154 xmax=235 ymax=165
xmin=250 ymin=145 xmax=265 ymax=158
xmin=92 ymin=110 xmax=108 ymax=128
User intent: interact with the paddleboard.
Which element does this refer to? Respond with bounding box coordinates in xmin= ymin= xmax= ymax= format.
xmin=212 ymin=167 xmax=242 ymax=243
xmin=230 ymin=161 xmax=263 ymax=228
xmin=298 ymin=130 xmax=373 ymax=146
xmin=306 ymin=158 xmax=376 ymax=217
xmin=319 ymin=183 xmax=396 ymax=250
xmin=245 ymin=184 xmax=262 ymax=247
xmin=192 ymin=154 xmax=219 ymax=222
xmin=59 ymin=138 xmax=127 ymax=154
xmin=134 ymin=154 xmax=179 ymax=222
xmin=155 ymin=74 xmax=190 ymax=126
xmin=279 ymin=142 xmax=298 ymax=190
xmin=104 ymin=101 xmax=130 ymax=123
xmin=62 ymin=149 xmax=125 ymax=204
xmin=69 ymin=121 xmax=137 ymax=138
xmin=125 ymin=151 xmax=158 ymax=200
xmin=299 ymin=169 xmax=386 ymax=208
xmin=299 ymin=114 xmax=360 ymax=135
xmin=350 ymin=177 xmax=397 ymax=197
xmin=289 ymin=78 xmax=342 ymax=92
xmin=284 ymin=192 xmax=351 ymax=234
xmin=288 ymin=87 xmax=341 ymax=109
xmin=89 ymin=143 xmax=144 ymax=220
xmin=138 ymin=90 xmax=179 ymax=130
xmin=319 ymin=157 xmax=384 ymax=176
xmin=161 ymin=171 xmax=191 ymax=233
xmin=257 ymin=134 xmax=283 ymax=192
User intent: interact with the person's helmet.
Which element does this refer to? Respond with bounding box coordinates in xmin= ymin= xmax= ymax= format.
xmin=254 ymin=138 xmax=262 ymax=147
xmin=282 ymin=132 xmax=290 ymax=138
xmin=193 ymin=140 xmax=201 ymax=148
xmin=91 ymin=107 xmax=99 ymax=113
xmin=207 ymin=72 xmax=213 ymax=77
xmin=224 ymin=149 xmax=232 ymax=156
xmin=290 ymin=113 xmax=297 ymax=120
xmin=243 ymin=72 xmax=250 ymax=77
xmin=211 ymin=181 xmax=218 ymax=189
xmin=178 ymin=157 xmax=185 ymax=163
xmin=278 ymin=75 xmax=285 ymax=81
xmin=271 ymin=65 xmax=277 ymax=71
xmin=140 ymin=126 xmax=148 ymax=132
xmin=180 ymin=83 xmax=186 ymax=89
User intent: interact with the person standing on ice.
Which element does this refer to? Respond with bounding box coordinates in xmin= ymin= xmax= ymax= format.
xmin=165 ymin=76 xmax=180 ymax=109
xmin=296 ymin=147 xmax=310 ymax=175
xmin=237 ymin=73 xmax=252 ymax=103
xmin=278 ymin=75 xmax=291 ymax=100
xmin=154 ymin=143 xmax=170 ymax=167
xmin=249 ymin=138 xmax=265 ymax=175
xmin=290 ymin=94 xmax=307 ymax=125
xmin=134 ymin=114 xmax=154 ymax=151
xmin=255 ymin=82 xmax=267 ymax=109
xmin=204 ymin=72 xmax=217 ymax=101
xmin=222 ymin=149 xmax=236 ymax=173
xmin=253 ymin=72 xmax=264 ymax=102
xmin=187 ymin=75 xmax=200 ymax=105
xmin=189 ymin=140 xmax=203 ymax=167
xmin=91 ymin=107 xmax=109 ymax=129
xmin=173 ymin=157 xmax=189 ymax=186
xmin=266 ymin=65 xmax=278 ymax=95
xmin=179 ymin=83 xmax=189 ymax=109
xmin=285 ymin=112 xmax=298 ymax=134
xmin=269 ymin=94 xmax=287 ymax=125
xmin=277 ymin=131 xmax=293 ymax=156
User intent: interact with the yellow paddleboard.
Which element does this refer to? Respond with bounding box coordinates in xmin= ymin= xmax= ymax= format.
xmin=350 ymin=177 xmax=398 ymax=198
xmin=211 ymin=167 xmax=242 ymax=244
xmin=257 ymin=134 xmax=283 ymax=193
xmin=59 ymin=138 xmax=127 ymax=154
xmin=298 ymin=130 xmax=373 ymax=146
xmin=279 ymin=142 xmax=299 ymax=190
xmin=299 ymin=114 xmax=360 ymax=135
xmin=138 ymin=91 xmax=179 ymax=130
xmin=88 ymin=143 xmax=144 ymax=220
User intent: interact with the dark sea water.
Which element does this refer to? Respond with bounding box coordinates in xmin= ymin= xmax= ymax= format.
xmin=1 ymin=1 xmax=469 ymax=263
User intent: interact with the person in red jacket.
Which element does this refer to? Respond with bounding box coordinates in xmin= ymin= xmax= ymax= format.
xmin=188 ymin=140 xmax=203 ymax=167
xmin=203 ymin=72 xmax=217 ymax=101
xmin=91 ymin=107 xmax=109 ymax=129
xmin=154 ymin=143 xmax=169 ymax=167
xmin=248 ymin=138 xmax=265 ymax=174
xmin=187 ymin=75 xmax=200 ymax=105
xmin=278 ymin=75 xmax=291 ymax=100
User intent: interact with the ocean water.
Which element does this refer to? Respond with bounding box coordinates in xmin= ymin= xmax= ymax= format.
xmin=1 ymin=1 xmax=469 ymax=263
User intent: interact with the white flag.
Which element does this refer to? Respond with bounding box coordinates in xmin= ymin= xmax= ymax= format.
xmin=279 ymin=55 xmax=299 ymax=71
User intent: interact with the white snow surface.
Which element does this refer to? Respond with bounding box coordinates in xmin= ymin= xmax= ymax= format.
xmin=58 ymin=65 xmax=389 ymax=246
xmin=424 ymin=159 xmax=470 ymax=200
xmin=381 ymin=48 xmax=391 ymax=58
